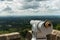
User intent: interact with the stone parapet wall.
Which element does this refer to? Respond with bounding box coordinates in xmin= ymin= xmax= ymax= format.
xmin=0 ymin=32 xmax=20 ymax=40
xmin=46 ymin=30 xmax=60 ymax=40
xmin=0 ymin=30 xmax=60 ymax=40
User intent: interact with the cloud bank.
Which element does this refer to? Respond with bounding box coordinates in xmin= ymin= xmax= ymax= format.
xmin=0 ymin=0 xmax=60 ymax=16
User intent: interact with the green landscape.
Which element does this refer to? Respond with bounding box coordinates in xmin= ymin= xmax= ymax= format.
xmin=0 ymin=16 xmax=60 ymax=40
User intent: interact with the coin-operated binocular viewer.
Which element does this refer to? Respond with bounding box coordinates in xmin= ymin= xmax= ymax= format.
xmin=30 ymin=20 xmax=53 ymax=40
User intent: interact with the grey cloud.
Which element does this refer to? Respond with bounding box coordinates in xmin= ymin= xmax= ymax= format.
xmin=2 ymin=6 xmax=14 ymax=13
xmin=22 ymin=4 xmax=39 ymax=9
xmin=21 ymin=1 xmax=39 ymax=9
xmin=0 ymin=0 xmax=13 ymax=1
xmin=36 ymin=0 xmax=48 ymax=1
xmin=24 ymin=0 xmax=33 ymax=2
xmin=3 ymin=6 xmax=12 ymax=11
xmin=7 ymin=0 xmax=13 ymax=1
xmin=0 ymin=0 xmax=4 ymax=1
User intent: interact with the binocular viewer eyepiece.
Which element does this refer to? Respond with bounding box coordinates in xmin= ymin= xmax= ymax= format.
xmin=44 ymin=20 xmax=52 ymax=28
xmin=48 ymin=24 xmax=51 ymax=26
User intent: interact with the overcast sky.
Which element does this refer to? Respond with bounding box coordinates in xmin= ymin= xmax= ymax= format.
xmin=0 ymin=0 xmax=60 ymax=16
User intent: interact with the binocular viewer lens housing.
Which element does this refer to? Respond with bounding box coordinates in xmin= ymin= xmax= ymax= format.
xmin=44 ymin=21 xmax=52 ymax=28
xmin=48 ymin=24 xmax=51 ymax=26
